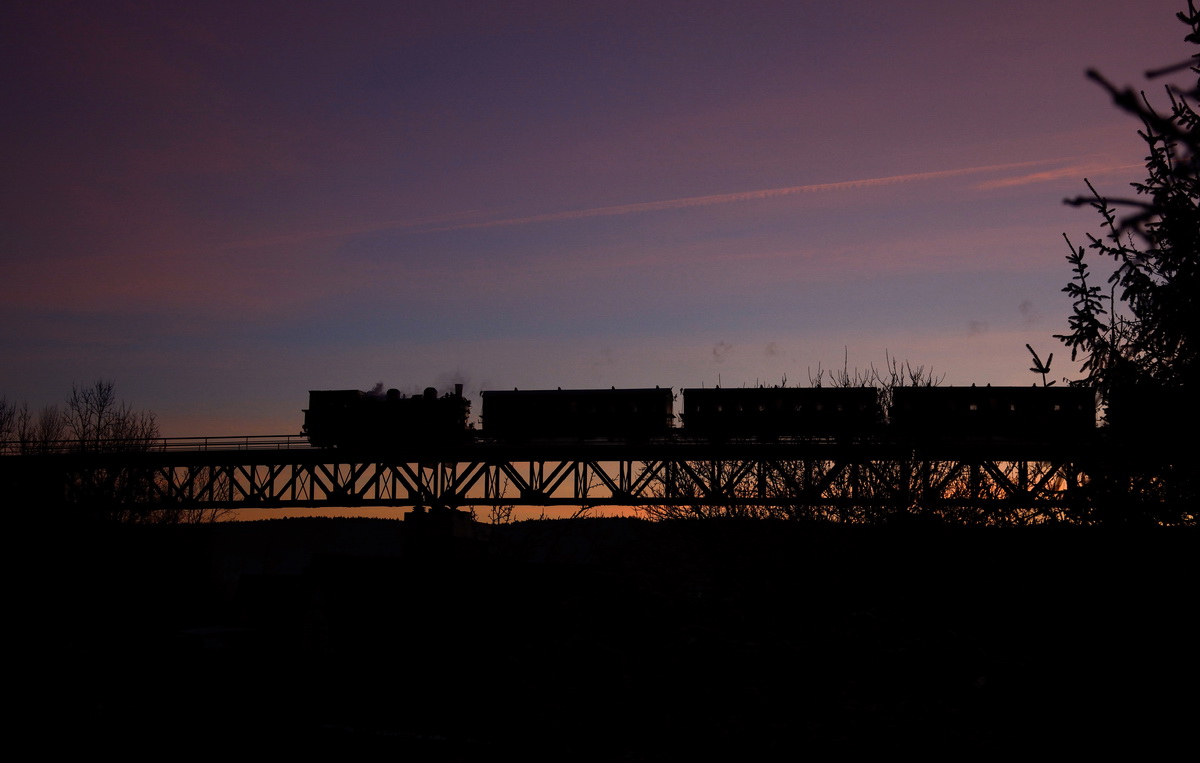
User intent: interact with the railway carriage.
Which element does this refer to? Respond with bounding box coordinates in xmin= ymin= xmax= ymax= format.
xmin=481 ymin=388 xmax=675 ymax=441
xmin=682 ymin=387 xmax=881 ymax=439
xmin=890 ymin=386 xmax=1096 ymax=439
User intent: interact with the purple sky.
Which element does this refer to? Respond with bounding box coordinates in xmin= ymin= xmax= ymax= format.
xmin=2 ymin=0 xmax=1187 ymax=436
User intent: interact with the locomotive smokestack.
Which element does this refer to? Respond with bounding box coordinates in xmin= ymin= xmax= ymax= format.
xmin=455 ymin=383 xmax=463 ymax=398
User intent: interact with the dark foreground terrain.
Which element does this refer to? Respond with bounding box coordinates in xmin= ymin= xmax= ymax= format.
xmin=38 ymin=515 xmax=1195 ymax=760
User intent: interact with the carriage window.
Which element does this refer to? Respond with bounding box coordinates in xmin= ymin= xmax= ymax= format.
xmin=969 ymin=403 xmax=978 ymax=411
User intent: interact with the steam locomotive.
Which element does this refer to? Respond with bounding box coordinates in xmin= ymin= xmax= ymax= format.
xmin=302 ymin=384 xmax=1096 ymax=448
xmin=303 ymin=385 xmax=471 ymax=449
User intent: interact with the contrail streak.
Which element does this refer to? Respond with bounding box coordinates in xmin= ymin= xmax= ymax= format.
xmin=420 ymin=157 xmax=1086 ymax=233
xmin=219 ymin=155 xmax=1128 ymax=250
xmin=973 ymin=161 xmax=1142 ymax=190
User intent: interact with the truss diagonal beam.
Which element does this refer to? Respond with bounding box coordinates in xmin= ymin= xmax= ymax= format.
xmin=3 ymin=444 xmax=1112 ymax=515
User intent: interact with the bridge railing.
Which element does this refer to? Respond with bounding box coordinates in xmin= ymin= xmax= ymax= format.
xmin=158 ymin=434 xmax=311 ymax=451
xmin=0 ymin=434 xmax=312 ymax=455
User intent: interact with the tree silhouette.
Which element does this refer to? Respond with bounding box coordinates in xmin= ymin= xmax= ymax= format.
xmin=638 ymin=354 xmax=944 ymax=523
xmin=3 ymin=381 xmax=230 ymax=523
xmin=1055 ymin=2 xmax=1198 ymax=520
xmin=1057 ymin=3 xmax=1198 ymax=420
xmin=1025 ymin=344 xmax=1055 ymax=387
xmin=64 ymin=380 xmax=159 ymax=453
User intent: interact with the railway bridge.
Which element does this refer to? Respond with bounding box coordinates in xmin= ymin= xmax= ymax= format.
xmin=1 ymin=434 xmax=1111 ymax=522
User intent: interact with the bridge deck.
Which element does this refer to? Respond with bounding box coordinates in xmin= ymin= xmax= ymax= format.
xmin=2 ymin=437 xmax=1121 ymax=520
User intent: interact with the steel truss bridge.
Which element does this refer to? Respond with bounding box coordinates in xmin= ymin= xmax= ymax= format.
xmin=2 ymin=435 xmax=1108 ymax=521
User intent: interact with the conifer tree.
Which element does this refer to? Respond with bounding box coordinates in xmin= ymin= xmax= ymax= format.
xmin=1056 ymin=2 xmax=1198 ymax=519
xmin=1057 ymin=4 xmax=1197 ymax=422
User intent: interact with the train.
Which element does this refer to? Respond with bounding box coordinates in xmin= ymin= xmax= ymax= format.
xmin=481 ymin=388 xmax=674 ymax=441
xmin=303 ymin=385 xmax=471 ymax=449
xmin=302 ymin=384 xmax=1096 ymax=448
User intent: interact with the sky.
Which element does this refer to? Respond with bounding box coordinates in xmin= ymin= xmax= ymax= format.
xmin=2 ymin=0 xmax=1190 ymax=437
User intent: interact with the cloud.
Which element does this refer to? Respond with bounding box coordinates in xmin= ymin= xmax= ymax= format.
xmin=1018 ymin=299 xmax=1041 ymax=328
xmin=217 ymin=209 xmax=490 ymax=251
xmin=712 ymin=341 xmax=733 ymax=362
